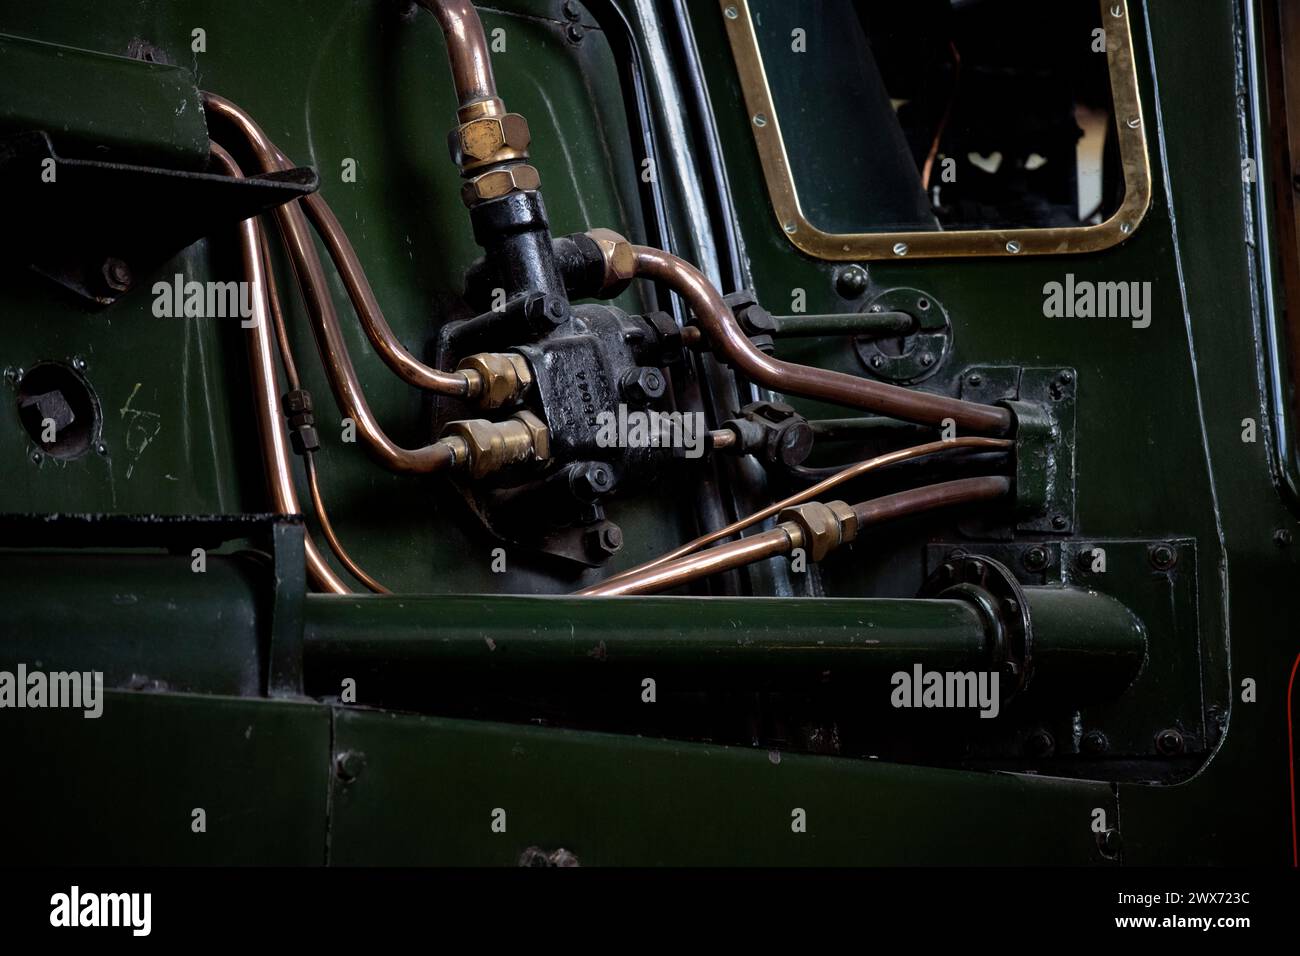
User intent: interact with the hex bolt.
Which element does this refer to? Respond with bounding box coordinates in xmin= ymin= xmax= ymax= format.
xmin=72 ymin=356 xmax=87 ymax=371
xmin=1275 ymin=528 xmax=1294 ymax=547
xmin=95 ymin=442 xmax=108 ymax=456
xmin=1075 ymin=547 xmax=1097 ymax=572
xmin=919 ymin=352 xmax=935 ymax=368
xmin=621 ymin=367 xmax=666 ymax=403
xmin=30 ymin=450 xmax=44 ymax=465
xmin=967 ymin=373 xmax=983 ymax=387
xmin=1154 ymin=728 xmax=1185 ymax=755
xmin=1021 ymin=545 xmax=1049 ymax=572
xmin=1098 ymin=828 xmax=1123 ymax=859
xmin=586 ymin=523 xmax=623 ymax=559
xmin=1148 ymin=543 xmax=1177 ymax=571
xmin=834 ymin=265 xmax=868 ymax=299
xmin=1050 ymin=514 xmax=1069 ymax=531
xmin=570 ymin=462 xmax=614 ymax=501
xmin=869 ymin=354 xmax=885 ymax=370
xmin=561 ymin=0 xmax=582 ymax=20
xmin=1025 ymin=729 xmax=1055 ymax=758
xmin=1081 ymin=730 xmax=1109 ymax=754
xmin=101 ymin=257 xmax=133 ymax=293
xmin=565 ymin=23 xmax=584 ymax=43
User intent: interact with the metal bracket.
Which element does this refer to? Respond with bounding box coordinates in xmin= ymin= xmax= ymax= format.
xmin=960 ymin=365 xmax=1077 ymax=533
xmin=0 ymin=130 xmax=319 ymax=305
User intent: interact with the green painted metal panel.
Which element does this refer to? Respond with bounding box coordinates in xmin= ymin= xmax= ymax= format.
xmin=328 ymin=707 xmax=1117 ymax=865
xmin=0 ymin=691 xmax=330 ymax=865
xmin=0 ymin=32 xmax=209 ymax=168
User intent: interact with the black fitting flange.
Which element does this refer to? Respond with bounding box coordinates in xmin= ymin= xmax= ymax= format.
xmin=722 ymin=400 xmax=814 ymax=468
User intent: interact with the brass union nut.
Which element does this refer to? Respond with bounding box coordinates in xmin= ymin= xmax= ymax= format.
xmin=448 ymin=113 xmax=531 ymax=170
xmin=456 ymin=352 xmax=533 ymax=409
xmin=461 ymin=164 xmax=541 ymax=207
xmin=776 ymin=500 xmax=858 ymax=562
xmin=440 ymin=409 xmax=550 ymax=479
xmin=586 ymin=228 xmax=636 ymax=298
xmin=511 ymin=409 xmax=550 ymax=462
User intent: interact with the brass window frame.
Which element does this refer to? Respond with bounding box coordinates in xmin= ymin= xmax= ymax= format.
xmin=719 ymin=0 xmax=1152 ymax=260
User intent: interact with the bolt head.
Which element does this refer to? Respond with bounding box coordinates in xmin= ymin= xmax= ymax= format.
xmin=586 ymin=522 xmax=623 ymax=558
xmin=1274 ymin=528 xmax=1294 ymax=547
xmin=102 ymin=257 xmax=132 ymax=293
xmin=621 ymin=366 xmax=666 ymax=404
xmin=1025 ymin=729 xmax=1055 ymax=758
xmin=1155 ymin=728 xmax=1184 ymax=755
xmin=336 ymin=751 xmax=366 ymax=782
xmin=571 ymin=462 xmax=614 ymax=501
xmin=1021 ymin=546 xmax=1048 ymax=572
xmin=1148 ymin=543 xmax=1177 ymax=570
xmin=1081 ymin=730 xmax=1109 ymax=754
xmin=835 ymin=265 xmax=869 ymax=299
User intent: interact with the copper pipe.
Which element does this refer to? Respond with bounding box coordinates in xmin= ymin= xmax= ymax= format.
xmin=259 ymin=228 xmax=301 ymax=391
xmin=709 ymin=428 xmax=737 ymax=451
xmin=205 ymin=92 xmax=473 ymax=397
xmin=304 ymin=454 xmax=390 ymax=594
xmin=585 ymin=476 xmax=1011 ymax=597
xmin=582 ymin=437 xmax=1011 ymax=593
xmin=416 ymin=0 xmax=499 ymax=116
xmin=630 ymin=246 xmax=1013 ymax=434
xmin=209 ymin=143 xmax=350 ymax=595
xmin=296 ymin=193 xmax=477 ymax=396
xmin=204 ymin=93 xmax=459 ymax=475
xmin=587 ymin=527 xmax=796 ymax=597
xmin=854 ymin=475 xmax=1009 ymax=525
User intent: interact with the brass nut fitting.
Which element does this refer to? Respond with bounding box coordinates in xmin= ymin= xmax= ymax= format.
xmin=585 ymin=228 xmax=636 ymax=298
xmin=440 ymin=409 xmax=550 ymax=479
xmin=461 ymin=164 xmax=541 ymax=207
xmin=776 ymin=500 xmax=858 ymax=562
xmin=456 ymin=352 xmax=533 ymax=409
xmin=448 ymin=113 xmax=532 ymax=171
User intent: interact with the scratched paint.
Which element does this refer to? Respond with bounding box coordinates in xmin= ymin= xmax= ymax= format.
xmin=119 ymin=383 xmax=163 ymax=480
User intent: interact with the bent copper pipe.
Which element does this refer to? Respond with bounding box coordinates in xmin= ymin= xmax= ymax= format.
xmin=210 ymin=143 xmax=350 ymax=595
xmin=630 ymin=246 xmax=1013 ymax=435
xmin=203 ymin=92 xmax=473 ymax=400
xmin=295 ymin=193 xmax=478 ymax=396
xmin=584 ymin=476 xmax=1011 ymax=597
xmin=416 ymin=0 xmax=499 ymax=115
xmin=204 ymin=93 xmax=458 ymax=475
xmin=584 ymin=436 xmax=1012 ymax=592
